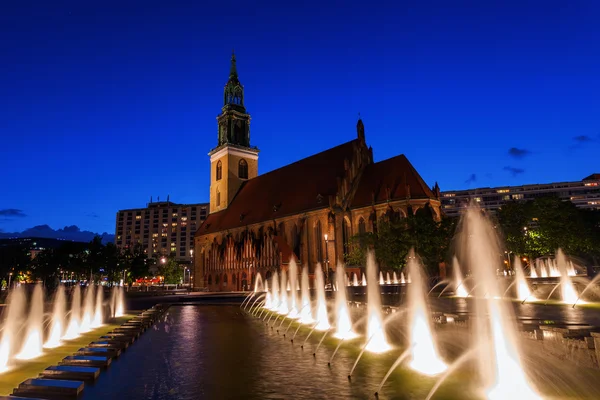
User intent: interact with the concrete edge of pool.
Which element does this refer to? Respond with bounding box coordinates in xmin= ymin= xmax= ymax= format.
xmin=1 ymin=304 xmax=168 ymax=400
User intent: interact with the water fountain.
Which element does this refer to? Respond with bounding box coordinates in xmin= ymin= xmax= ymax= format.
xmin=115 ymin=286 xmax=125 ymax=318
xmin=452 ymin=257 xmax=468 ymax=298
xmin=63 ymin=285 xmax=82 ymax=340
xmin=270 ymin=271 xmax=280 ymax=311
xmin=288 ymin=260 xmax=300 ymax=319
xmin=16 ymin=284 xmax=44 ymax=360
xmin=263 ymin=281 xmax=272 ymax=310
xmin=79 ymin=285 xmax=95 ymax=333
xmin=365 ymin=252 xmax=390 ymax=353
xmin=254 ymin=273 xmax=264 ymax=292
xmin=557 ymin=249 xmax=579 ymax=304
xmin=379 ymin=271 xmax=385 ymax=285
xmin=352 ymin=272 xmax=359 ymax=286
xmin=91 ymin=285 xmax=104 ymax=328
xmin=278 ymin=270 xmax=289 ymax=315
xmin=44 ymin=285 xmax=66 ymax=349
xmin=333 ymin=264 xmax=357 ymax=340
xmin=400 ymin=272 xmax=406 ymax=284
xmin=0 ymin=286 xmax=26 ymax=372
xmin=461 ymin=208 xmax=541 ymax=399
xmin=299 ymin=266 xmax=314 ymax=324
xmin=361 ymin=273 xmax=367 ymax=286
xmin=513 ymin=256 xmax=533 ymax=302
xmin=530 ymin=260 xmax=538 ymax=278
xmin=385 ymin=272 xmax=391 ymax=285
xmin=406 ymin=250 xmax=447 ymax=375
xmin=392 ymin=271 xmax=398 ymax=284
xmin=313 ymin=264 xmax=330 ymax=331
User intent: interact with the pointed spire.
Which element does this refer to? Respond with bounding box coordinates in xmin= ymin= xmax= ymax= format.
xmin=229 ymin=49 xmax=238 ymax=79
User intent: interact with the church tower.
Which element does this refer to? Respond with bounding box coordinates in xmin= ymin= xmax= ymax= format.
xmin=208 ymin=52 xmax=259 ymax=214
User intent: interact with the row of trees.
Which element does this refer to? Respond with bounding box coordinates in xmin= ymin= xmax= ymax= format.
xmin=346 ymin=196 xmax=600 ymax=276
xmin=0 ymin=237 xmax=187 ymax=290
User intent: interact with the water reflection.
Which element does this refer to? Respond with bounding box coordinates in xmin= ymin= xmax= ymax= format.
xmin=81 ymin=305 xmax=394 ymax=400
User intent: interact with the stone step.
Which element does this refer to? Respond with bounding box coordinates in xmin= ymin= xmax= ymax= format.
xmin=89 ymin=339 xmax=129 ymax=350
xmin=76 ymin=346 xmax=121 ymax=358
xmin=60 ymin=355 xmax=112 ymax=368
xmin=13 ymin=378 xmax=84 ymax=399
xmin=40 ymin=365 xmax=101 ymax=382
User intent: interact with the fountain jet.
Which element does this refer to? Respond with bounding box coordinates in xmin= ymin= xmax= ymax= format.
xmin=44 ymin=285 xmax=66 ymax=349
xmin=16 ymin=284 xmax=44 ymax=360
xmin=334 ymin=263 xmax=357 ymax=339
xmin=400 ymin=272 xmax=406 ymax=284
xmin=365 ymin=252 xmax=390 ymax=353
xmin=557 ymin=249 xmax=579 ymax=304
xmin=392 ymin=271 xmax=398 ymax=284
xmin=461 ymin=208 xmax=540 ymax=399
xmin=254 ymin=273 xmax=264 ymax=293
xmin=271 ymin=272 xmax=280 ymax=311
xmin=91 ymin=285 xmax=104 ymax=328
xmin=287 ymin=260 xmax=300 ymax=319
xmin=314 ymin=264 xmax=330 ymax=331
xmin=63 ymin=285 xmax=82 ymax=340
xmin=115 ymin=286 xmax=125 ymax=318
xmin=379 ymin=271 xmax=385 ymax=285
xmin=452 ymin=257 xmax=468 ymax=297
xmin=406 ymin=250 xmax=447 ymax=375
xmin=278 ymin=270 xmax=289 ymax=315
xmin=0 ymin=286 xmax=27 ymax=373
xmin=79 ymin=285 xmax=95 ymax=333
xmin=352 ymin=272 xmax=359 ymax=286
xmin=513 ymin=257 xmax=533 ymax=302
xmin=361 ymin=273 xmax=367 ymax=286
xmin=299 ymin=266 xmax=314 ymax=324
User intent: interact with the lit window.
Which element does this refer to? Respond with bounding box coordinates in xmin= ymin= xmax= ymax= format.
xmin=161 ymin=233 xmax=167 ymax=237
xmin=181 ymin=217 xmax=188 ymax=222
xmin=474 ymin=197 xmax=481 ymax=202
xmin=172 ymin=223 xmax=177 ymax=227
xmin=136 ymin=215 xmax=141 ymax=220
xmin=152 ymin=233 xmax=158 ymax=238
xmin=585 ymin=182 xmax=598 ymax=187
xmin=216 ymin=161 xmax=222 ymax=181
xmin=443 ymin=193 xmax=455 ymax=197
xmin=163 ymin=223 xmax=168 ymax=227
xmin=172 ymin=213 xmax=178 ymax=217
xmin=497 ymin=189 xmax=510 ymax=193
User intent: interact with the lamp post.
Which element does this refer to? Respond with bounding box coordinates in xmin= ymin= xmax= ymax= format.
xmin=324 ymin=234 xmax=329 ymax=285
xmin=8 ymin=272 xmax=13 ymax=290
xmin=190 ymin=249 xmax=194 ymax=290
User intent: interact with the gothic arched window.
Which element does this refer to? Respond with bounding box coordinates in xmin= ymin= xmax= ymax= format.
xmin=216 ymin=190 xmax=221 ymax=206
xmin=238 ymin=159 xmax=248 ymax=179
xmin=216 ymin=161 xmax=222 ymax=181
xmin=314 ymin=221 xmax=323 ymax=263
xmin=358 ymin=218 xmax=366 ymax=235
xmin=342 ymin=218 xmax=350 ymax=261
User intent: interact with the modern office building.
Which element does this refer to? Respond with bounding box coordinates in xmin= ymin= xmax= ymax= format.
xmin=115 ymin=200 xmax=208 ymax=262
xmin=441 ymin=173 xmax=600 ymax=217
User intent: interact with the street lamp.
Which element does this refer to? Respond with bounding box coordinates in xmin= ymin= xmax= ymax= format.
xmin=8 ymin=272 xmax=13 ymax=290
xmin=190 ymin=249 xmax=194 ymax=290
xmin=324 ymin=233 xmax=329 ymax=285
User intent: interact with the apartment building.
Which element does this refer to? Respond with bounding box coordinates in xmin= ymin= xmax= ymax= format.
xmin=441 ymin=173 xmax=600 ymax=217
xmin=115 ymin=200 xmax=208 ymax=262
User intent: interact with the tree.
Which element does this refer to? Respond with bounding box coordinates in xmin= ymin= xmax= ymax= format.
xmin=158 ymin=256 xmax=183 ymax=284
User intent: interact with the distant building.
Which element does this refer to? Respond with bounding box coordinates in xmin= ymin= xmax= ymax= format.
xmin=441 ymin=174 xmax=600 ymax=217
xmin=115 ymin=200 xmax=208 ymax=262
xmin=0 ymin=237 xmax=83 ymax=259
xmin=194 ymin=54 xmax=441 ymax=291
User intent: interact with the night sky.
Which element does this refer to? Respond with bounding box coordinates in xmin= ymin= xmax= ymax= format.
xmin=1 ymin=1 xmax=599 ymax=235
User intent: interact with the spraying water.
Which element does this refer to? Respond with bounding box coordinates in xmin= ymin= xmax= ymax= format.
xmin=556 ymin=249 xmax=579 ymax=304
xmin=513 ymin=257 xmax=533 ymax=301
xmin=352 ymin=273 xmax=359 ymax=286
xmin=91 ymin=285 xmax=104 ymax=328
xmin=334 ymin=263 xmax=357 ymax=339
xmin=44 ymin=285 xmax=66 ymax=349
xmin=63 ymin=285 xmax=82 ymax=340
xmin=385 ymin=272 xmax=391 ymax=285
xmin=361 ymin=273 xmax=367 ymax=286
xmin=392 ymin=271 xmax=398 ymax=284
xmin=263 ymin=281 xmax=272 ymax=309
xmin=271 ymin=272 xmax=280 ymax=311
xmin=254 ymin=273 xmax=264 ymax=293
xmin=115 ymin=286 xmax=125 ymax=318
xmin=530 ymin=260 xmax=539 ymax=278
xmin=0 ymin=286 xmax=27 ymax=372
xmin=314 ymin=264 xmax=330 ymax=331
xmin=16 ymin=284 xmax=44 ymax=360
xmin=288 ymin=260 xmax=300 ymax=319
xmin=278 ymin=270 xmax=289 ymax=315
xmin=299 ymin=266 xmax=314 ymax=324
xmin=400 ymin=272 xmax=406 ymax=284
xmin=406 ymin=250 xmax=446 ymax=375
xmin=453 ymin=257 xmax=468 ymax=297
xmin=365 ymin=252 xmax=390 ymax=353
xmin=460 ymin=208 xmax=540 ymax=399
xmin=79 ymin=285 xmax=95 ymax=333
xmin=379 ymin=271 xmax=385 ymax=285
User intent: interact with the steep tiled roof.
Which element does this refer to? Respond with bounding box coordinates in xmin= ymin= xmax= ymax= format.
xmin=351 ymin=154 xmax=435 ymax=208
xmin=583 ymin=173 xmax=600 ymax=181
xmin=198 ymin=140 xmax=359 ymax=236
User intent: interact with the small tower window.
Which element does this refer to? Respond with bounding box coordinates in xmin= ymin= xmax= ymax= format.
xmin=216 ymin=161 xmax=222 ymax=181
xmin=238 ymin=159 xmax=248 ymax=179
xmin=216 ymin=191 xmax=221 ymax=206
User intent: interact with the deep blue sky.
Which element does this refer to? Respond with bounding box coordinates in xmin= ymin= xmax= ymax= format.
xmin=1 ymin=0 xmax=599 ymax=234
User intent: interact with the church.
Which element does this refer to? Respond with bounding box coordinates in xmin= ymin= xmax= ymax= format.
xmin=193 ymin=54 xmax=442 ymax=291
